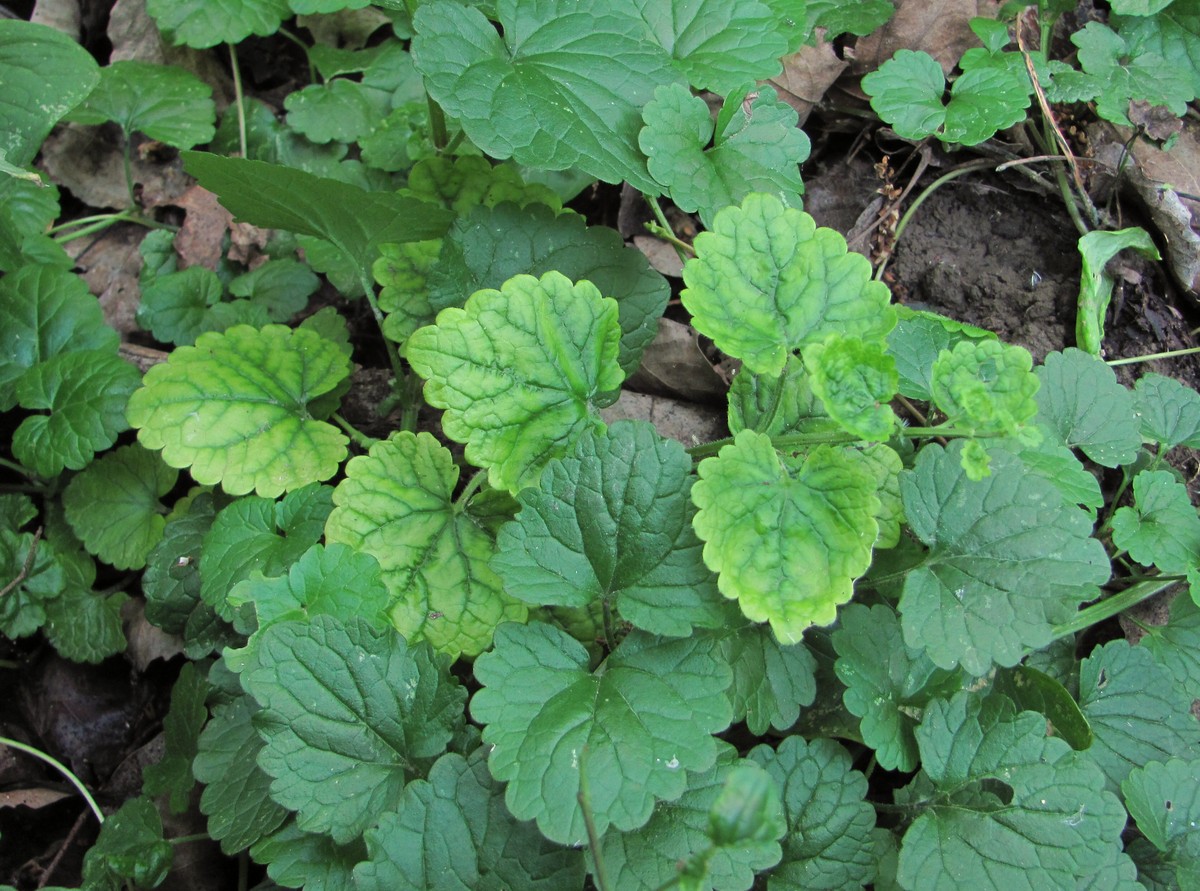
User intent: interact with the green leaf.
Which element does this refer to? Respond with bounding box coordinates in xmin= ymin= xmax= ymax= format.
xmin=898 ymin=693 xmax=1130 ymax=890
xmin=899 ymin=442 xmax=1110 ymax=674
xmin=1006 ymin=438 xmax=1104 ymax=511
xmin=1072 ymin=21 xmax=1194 ymax=125
xmin=143 ymin=663 xmax=208 ymax=813
xmin=403 ymin=155 xmax=562 ymax=215
xmin=633 ymin=0 xmax=786 ymax=93
xmin=862 ymin=48 xmax=1030 ymax=145
xmin=0 ymin=20 xmax=100 ymax=166
xmin=200 ymin=484 xmax=332 ymax=621
xmin=804 ymin=335 xmax=899 ymax=441
xmin=727 ymin=355 xmax=838 ymax=438
xmin=807 ymin=0 xmax=894 ymax=38
xmin=1034 ymin=348 xmax=1141 ymax=467
xmin=600 ymin=749 xmax=783 ymax=891
xmin=833 ymin=603 xmax=960 ymax=772
xmin=127 ymin=324 xmax=351 ymax=498
xmin=0 ymin=528 xmax=63 ymax=639
xmin=181 ymin=152 xmax=454 ymax=282
xmin=0 ymin=264 xmax=119 ymax=411
xmin=284 ymin=79 xmax=387 ymax=145
xmin=471 ymin=621 xmax=733 ymax=845
xmin=146 ymin=0 xmax=291 ymax=48
xmin=682 ymin=193 xmax=895 ymax=376
xmin=0 ymin=175 xmax=60 ymax=238
xmin=325 ymin=432 xmax=525 ymax=658
xmin=1141 ymin=591 xmax=1200 ymax=701
xmin=930 ymin=339 xmax=1040 ymax=440
xmin=491 ymin=421 xmax=723 ymax=637
xmin=69 ymin=61 xmax=215 ymax=148
xmin=241 ymin=616 xmax=466 ymax=844
xmin=228 ymin=258 xmax=319 ymax=322
xmin=250 ymin=820 xmax=365 ymax=891
xmin=136 ymin=266 xmax=225 ymax=346
xmin=407 ymin=271 xmax=624 ymax=493
xmin=13 ymin=350 xmax=141 ymax=478
xmin=691 ymin=431 xmax=879 ymax=644
xmin=226 ymin=542 xmax=390 ymax=636
xmin=714 ymin=619 xmax=817 ymax=736
xmin=1078 ymin=639 xmax=1200 ymax=793
xmin=41 ymin=550 xmax=128 ymax=664
xmin=640 ymin=84 xmax=808 ymax=229
xmin=749 ymin=735 xmax=877 ymax=889
xmin=419 ymin=202 xmax=668 ymax=377
xmin=81 ymin=797 xmax=172 ymax=890
xmin=886 ymin=306 xmax=998 ymax=401
xmin=1123 ymin=757 xmax=1200 ymax=886
xmin=354 ymin=749 xmax=586 ymax=891
xmin=411 ymin=0 xmax=681 ymax=192
xmin=63 ymin=444 xmax=177 ymax=570
xmin=193 ymin=695 xmax=290 ymax=854
xmin=1113 ymin=5 xmax=1200 ymax=96
xmin=996 ymin=664 xmax=1093 ymax=752
xmin=1135 ymin=372 xmax=1200 ymax=449
xmin=1077 ymin=227 xmax=1161 ymax=354
xmin=1111 ymin=470 xmax=1200 ymax=575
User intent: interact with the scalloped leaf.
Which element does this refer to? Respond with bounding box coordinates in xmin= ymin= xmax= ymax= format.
xmin=886 ymin=306 xmax=997 ymax=401
xmin=930 ymin=339 xmax=1040 ymax=438
xmin=284 ymin=79 xmax=388 ymax=145
xmin=491 ymin=421 xmax=724 ymax=638
xmin=241 ymin=616 xmax=466 ymax=844
xmin=412 ymin=0 xmax=681 ymax=193
xmin=1111 ymin=470 xmax=1200 ymax=575
xmin=1141 ymin=592 xmax=1200 ymax=701
xmin=682 ymin=193 xmax=895 ymax=376
xmin=354 ymin=749 xmax=586 ymax=891
xmin=749 ymin=735 xmax=877 ymax=889
xmin=1035 ymin=348 xmax=1141 ymax=467
xmin=146 ymin=0 xmax=291 ymax=48
xmin=471 ymin=621 xmax=733 ymax=845
xmin=62 ymin=444 xmax=177 ymax=570
xmin=691 ymin=431 xmax=879 ymax=644
xmin=68 ymin=61 xmax=215 ymax=148
xmin=640 ymin=84 xmax=808 ymax=228
xmin=250 ymin=820 xmax=365 ymax=891
xmin=0 ymin=264 xmax=119 ymax=411
xmin=0 ymin=20 xmax=100 ymax=166
xmin=13 ymin=350 xmax=141 ymax=478
xmin=1123 ymin=757 xmax=1200 ymax=884
xmin=136 ymin=266 xmax=225 ymax=346
xmin=713 ymin=619 xmax=817 ymax=737
xmin=803 ymin=334 xmax=898 ymax=441
xmin=1134 ymin=373 xmax=1200 ymax=449
xmin=899 ymin=442 xmax=1110 ymax=675
xmin=727 ymin=355 xmax=838 ymax=438
xmin=406 ymin=271 xmax=624 ymax=493
xmin=0 ymin=528 xmax=64 ymax=639
xmin=228 ymin=258 xmax=319 ymax=322
xmin=324 ymin=432 xmax=526 ymax=658
xmin=126 ymin=324 xmax=350 ymax=498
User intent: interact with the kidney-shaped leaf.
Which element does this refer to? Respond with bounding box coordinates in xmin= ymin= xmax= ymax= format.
xmin=407 ymin=271 xmax=624 ymax=493
xmin=126 ymin=324 xmax=351 ymax=498
xmin=146 ymin=0 xmax=290 ymax=48
xmin=682 ymin=193 xmax=895 ymax=376
xmin=69 ymin=61 xmax=215 ymax=149
xmin=691 ymin=431 xmax=879 ymax=644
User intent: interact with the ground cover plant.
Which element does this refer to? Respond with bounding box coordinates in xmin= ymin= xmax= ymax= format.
xmin=3 ymin=0 xmax=1200 ymax=888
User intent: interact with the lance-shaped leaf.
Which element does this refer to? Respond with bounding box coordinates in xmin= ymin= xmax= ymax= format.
xmin=1078 ymin=640 xmax=1200 ymax=793
xmin=898 ymin=693 xmax=1131 ymax=890
xmin=682 ymin=193 xmax=895 ymax=377
xmin=899 ymin=442 xmax=1110 ymax=675
xmin=1134 ymin=372 xmax=1200 ymax=449
xmin=68 ymin=61 xmax=215 ymax=149
xmin=471 ymin=621 xmax=733 ymax=845
xmin=62 ymin=444 xmax=178 ymax=570
xmin=0 ymin=264 xmax=119 ymax=410
xmin=354 ymin=749 xmax=585 ymax=891
xmin=241 ymin=616 xmax=466 ymax=844
xmin=126 ymin=324 xmax=351 ymax=498
xmin=146 ymin=0 xmax=290 ymax=48
xmin=491 ymin=421 xmax=723 ymax=637
xmin=749 ymin=735 xmax=877 ymax=890
xmin=13 ymin=350 xmax=142 ymax=478
xmin=0 ymin=20 xmax=100 ymax=167
xmin=640 ymin=84 xmax=808 ymax=228
xmin=599 ymin=747 xmax=783 ymax=891
xmin=691 ymin=431 xmax=879 ymax=644
xmin=1035 ymin=348 xmax=1141 ymax=467
xmin=324 ymin=432 xmax=526 ymax=658
xmin=1111 ymin=470 xmax=1200 ymax=576
xmin=411 ymin=0 xmax=681 ymax=193
xmin=803 ymin=334 xmax=899 ymax=441
xmin=833 ymin=603 xmax=961 ymax=772
xmin=181 ymin=152 xmax=454 ymax=281
xmin=406 ymin=271 xmax=624 ymax=493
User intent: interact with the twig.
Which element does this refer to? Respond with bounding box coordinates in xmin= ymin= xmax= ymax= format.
xmin=37 ymin=808 xmax=90 ymax=889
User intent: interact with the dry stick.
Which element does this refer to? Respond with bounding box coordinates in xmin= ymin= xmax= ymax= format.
xmin=38 ymin=808 xmax=90 ymax=890
xmin=0 ymin=527 xmax=41 ymax=599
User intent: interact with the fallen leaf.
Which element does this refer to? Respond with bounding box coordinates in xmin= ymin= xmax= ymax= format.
xmin=0 ymin=788 xmax=72 ymax=811
xmin=852 ymin=0 xmax=1000 ymax=76
xmin=769 ymin=38 xmax=848 ymax=124
xmin=65 ymin=224 xmax=145 ymax=336
xmin=624 ymin=317 xmax=728 ymax=403
xmin=632 ymin=234 xmax=684 ymax=277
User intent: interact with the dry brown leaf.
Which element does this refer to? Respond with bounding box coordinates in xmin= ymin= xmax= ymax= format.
xmin=0 ymin=787 xmax=72 ymax=811
xmin=600 ymin=390 xmax=727 ymax=448
xmin=122 ymin=599 xmax=186 ymax=672
xmin=632 ymin=234 xmax=684 ymax=277
xmin=769 ymin=39 xmax=848 ymax=124
xmin=852 ymin=0 xmax=1000 ymax=75
xmin=167 ymin=185 xmax=268 ymax=269
xmin=65 ymin=224 xmax=145 ymax=336
xmin=624 ymin=318 xmax=728 ymax=403
xmin=31 ymin=0 xmax=81 ymax=39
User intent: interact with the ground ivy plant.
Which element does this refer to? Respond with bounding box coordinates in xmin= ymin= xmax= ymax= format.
xmin=3 ymin=2 xmax=1200 ymax=890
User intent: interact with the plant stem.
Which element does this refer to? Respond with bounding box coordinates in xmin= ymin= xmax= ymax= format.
xmin=52 ymin=210 xmax=178 ymax=244
xmin=169 ymin=833 xmax=213 ymax=845
xmin=0 ymin=659 xmax=18 ymax=670
xmin=643 ymin=193 xmax=694 ymax=262
xmin=578 ymin=758 xmax=612 ymax=891
xmin=686 ymin=424 xmax=973 ymax=460
xmin=1050 ymin=578 xmax=1179 ymax=639
xmin=331 ymin=412 xmax=379 ymax=450
xmin=455 ymin=470 xmax=487 ymax=508
xmin=276 ymin=27 xmax=317 ymax=83
xmin=0 ymin=456 xmax=35 ymax=477
xmin=1107 ymin=346 xmax=1200 ymax=366
xmin=427 ymin=94 xmax=449 ymax=151
xmin=122 ymin=140 xmax=138 ymax=209
xmin=358 ymin=272 xmax=407 ymax=386
xmin=229 ymin=43 xmax=249 ymax=159
xmin=0 ymin=527 xmax=41 ymax=599
xmin=0 ymin=737 xmax=104 ymax=824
